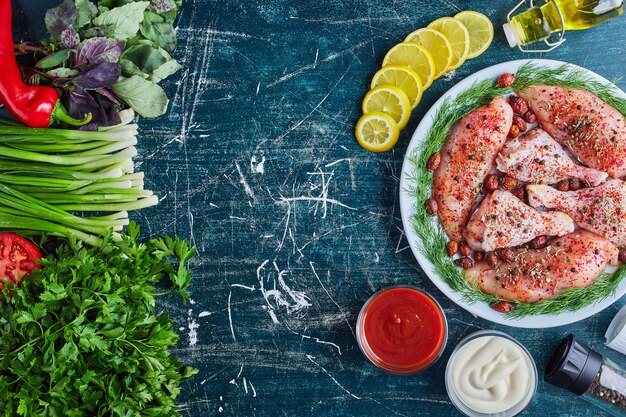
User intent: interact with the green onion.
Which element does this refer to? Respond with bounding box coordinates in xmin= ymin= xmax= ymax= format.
xmin=0 ymin=110 xmax=156 ymax=246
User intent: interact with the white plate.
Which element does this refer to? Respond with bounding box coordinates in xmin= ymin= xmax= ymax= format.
xmin=399 ymin=59 xmax=626 ymax=328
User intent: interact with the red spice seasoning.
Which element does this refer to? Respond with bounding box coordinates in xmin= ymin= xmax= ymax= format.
xmin=357 ymin=286 xmax=447 ymax=374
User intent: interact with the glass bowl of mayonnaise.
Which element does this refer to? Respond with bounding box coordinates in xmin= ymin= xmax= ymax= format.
xmin=445 ymin=330 xmax=538 ymax=417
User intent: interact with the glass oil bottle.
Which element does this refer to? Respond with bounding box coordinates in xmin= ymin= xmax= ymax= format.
xmin=503 ymin=0 xmax=624 ymax=52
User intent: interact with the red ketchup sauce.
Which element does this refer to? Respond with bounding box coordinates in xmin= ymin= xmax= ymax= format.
xmin=357 ymin=286 xmax=447 ymax=374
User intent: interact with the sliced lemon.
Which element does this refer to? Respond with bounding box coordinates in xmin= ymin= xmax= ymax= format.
xmin=355 ymin=112 xmax=400 ymax=152
xmin=382 ymin=42 xmax=435 ymax=90
xmin=454 ymin=11 xmax=494 ymax=59
xmin=370 ymin=66 xmax=423 ymax=109
xmin=427 ymin=17 xmax=470 ymax=71
xmin=362 ymin=85 xmax=412 ymax=130
xmin=405 ymin=28 xmax=453 ymax=79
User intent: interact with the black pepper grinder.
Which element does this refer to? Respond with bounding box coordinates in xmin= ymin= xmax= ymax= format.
xmin=545 ymin=334 xmax=626 ymax=416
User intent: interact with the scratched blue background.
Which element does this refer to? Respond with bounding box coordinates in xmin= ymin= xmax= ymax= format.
xmin=15 ymin=0 xmax=626 ymax=416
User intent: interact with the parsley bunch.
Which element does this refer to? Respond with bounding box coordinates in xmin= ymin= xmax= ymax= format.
xmin=0 ymin=224 xmax=197 ymax=416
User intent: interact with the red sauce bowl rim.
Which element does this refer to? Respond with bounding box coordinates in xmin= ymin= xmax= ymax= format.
xmin=356 ymin=285 xmax=448 ymax=375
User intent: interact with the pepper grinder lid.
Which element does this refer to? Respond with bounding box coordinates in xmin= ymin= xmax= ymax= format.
xmin=545 ymin=333 xmax=603 ymax=395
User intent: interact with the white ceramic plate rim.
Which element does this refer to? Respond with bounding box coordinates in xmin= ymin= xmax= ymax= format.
xmin=399 ymin=59 xmax=626 ymax=328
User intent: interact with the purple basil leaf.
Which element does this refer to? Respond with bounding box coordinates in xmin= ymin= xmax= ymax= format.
xmin=64 ymin=86 xmax=99 ymax=123
xmin=78 ymin=93 xmax=122 ymax=130
xmin=95 ymin=88 xmax=120 ymax=104
xmin=150 ymin=0 xmax=176 ymax=13
xmin=74 ymin=62 xmax=122 ymax=89
xmin=75 ymin=37 xmax=125 ymax=69
xmin=78 ymin=121 xmax=99 ymax=131
xmin=95 ymin=95 xmax=122 ymax=127
xmin=63 ymin=86 xmax=121 ymax=130
xmin=60 ymin=27 xmax=80 ymax=49
xmin=45 ymin=0 xmax=78 ymax=42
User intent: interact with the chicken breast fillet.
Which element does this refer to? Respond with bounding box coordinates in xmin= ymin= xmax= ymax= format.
xmin=527 ymin=179 xmax=626 ymax=247
xmin=464 ymin=230 xmax=618 ymax=303
xmin=519 ymin=85 xmax=626 ymax=178
xmin=433 ymin=97 xmax=513 ymax=241
xmin=464 ymin=190 xmax=575 ymax=252
xmin=497 ymin=128 xmax=608 ymax=186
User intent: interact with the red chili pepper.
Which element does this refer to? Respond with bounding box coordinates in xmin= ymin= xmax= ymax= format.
xmin=0 ymin=0 xmax=91 ymax=128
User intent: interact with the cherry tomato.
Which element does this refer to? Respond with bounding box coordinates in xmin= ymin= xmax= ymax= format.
xmin=0 ymin=233 xmax=41 ymax=287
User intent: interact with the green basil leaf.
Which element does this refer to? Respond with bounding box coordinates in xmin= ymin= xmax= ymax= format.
xmin=119 ymin=43 xmax=181 ymax=83
xmin=75 ymin=0 xmax=98 ymax=28
xmin=46 ymin=67 xmax=81 ymax=78
xmin=36 ymin=49 xmax=72 ymax=69
xmin=97 ymin=0 xmax=135 ymax=7
xmin=152 ymin=58 xmax=182 ymax=83
xmin=119 ymin=57 xmax=149 ymax=78
xmin=140 ymin=12 xmax=177 ymax=52
xmin=92 ymin=2 xmax=150 ymax=41
xmin=122 ymin=43 xmax=167 ymax=74
xmin=112 ymin=76 xmax=168 ymax=118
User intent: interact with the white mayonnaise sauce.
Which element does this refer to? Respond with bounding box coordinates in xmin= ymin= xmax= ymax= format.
xmin=449 ymin=335 xmax=533 ymax=414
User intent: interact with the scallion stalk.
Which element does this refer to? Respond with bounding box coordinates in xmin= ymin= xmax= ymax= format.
xmin=0 ymin=110 xmax=157 ymax=246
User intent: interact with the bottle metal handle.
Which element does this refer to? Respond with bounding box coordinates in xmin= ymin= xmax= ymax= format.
xmin=507 ymin=0 xmax=566 ymax=53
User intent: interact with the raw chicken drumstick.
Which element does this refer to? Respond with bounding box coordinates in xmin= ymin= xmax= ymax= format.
xmin=464 ymin=190 xmax=575 ymax=252
xmin=497 ymin=128 xmax=608 ymax=186
xmin=464 ymin=230 xmax=619 ymax=303
xmin=433 ymin=96 xmax=513 ymax=241
xmin=527 ymin=179 xmax=626 ymax=247
xmin=519 ymin=85 xmax=626 ymax=178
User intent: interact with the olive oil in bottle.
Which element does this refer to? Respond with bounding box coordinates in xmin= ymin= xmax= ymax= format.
xmin=503 ymin=0 xmax=623 ymax=48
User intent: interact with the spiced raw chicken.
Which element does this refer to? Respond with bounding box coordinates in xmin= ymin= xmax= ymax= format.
xmin=519 ymin=85 xmax=626 ymax=178
xmin=433 ymin=96 xmax=513 ymax=241
xmin=430 ymin=80 xmax=626 ymax=305
xmin=497 ymin=128 xmax=608 ymax=186
xmin=464 ymin=230 xmax=619 ymax=303
xmin=527 ymin=179 xmax=626 ymax=247
xmin=464 ymin=190 xmax=574 ymax=252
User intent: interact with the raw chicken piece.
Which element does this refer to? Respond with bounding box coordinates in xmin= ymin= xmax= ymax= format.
xmin=527 ymin=179 xmax=626 ymax=247
xmin=519 ymin=85 xmax=626 ymax=178
xmin=433 ymin=97 xmax=513 ymax=241
xmin=464 ymin=230 xmax=618 ymax=303
xmin=497 ymin=128 xmax=608 ymax=186
xmin=464 ymin=190 xmax=574 ymax=251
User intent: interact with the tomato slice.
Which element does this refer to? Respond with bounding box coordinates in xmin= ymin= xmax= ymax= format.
xmin=0 ymin=233 xmax=42 ymax=287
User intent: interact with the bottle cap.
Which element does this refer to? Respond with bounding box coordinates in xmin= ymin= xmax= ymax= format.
xmin=502 ymin=23 xmax=519 ymax=48
xmin=545 ymin=334 xmax=602 ymax=395
xmin=605 ymin=303 xmax=626 ymax=355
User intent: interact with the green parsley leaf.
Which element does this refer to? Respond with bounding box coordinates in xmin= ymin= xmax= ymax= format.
xmin=0 ymin=223 xmax=196 ymax=415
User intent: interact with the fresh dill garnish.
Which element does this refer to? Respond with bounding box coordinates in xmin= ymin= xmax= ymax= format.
xmin=406 ymin=61 xmax=626 ymax=318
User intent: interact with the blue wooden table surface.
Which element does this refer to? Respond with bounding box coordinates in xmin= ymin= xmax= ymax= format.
xmin=16 ymin=0 xmax=626 ymax=416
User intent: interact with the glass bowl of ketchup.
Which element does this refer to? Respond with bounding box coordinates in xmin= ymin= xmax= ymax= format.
xmin=356 ymin=285 xmax=448 ymax=374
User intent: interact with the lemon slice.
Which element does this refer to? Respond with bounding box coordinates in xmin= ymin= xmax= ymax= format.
xmin=405 ymin=28 xmax=453 ymax=79
xmin=362 ymin=85 xmax=412 ymax=130
xmin=454 ymin=11 xmax=494 ymax=59
xmin=355 ymin=112 xmax=400 ymax=152
xmin=427 ymin=17 xmax=470 ymax=71
xmin=370 ymin=66 xmax=423 ymax=109
xmin=382 ymin=42 xmax=436 ymax=90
